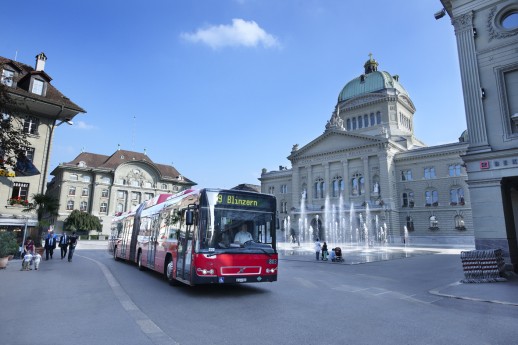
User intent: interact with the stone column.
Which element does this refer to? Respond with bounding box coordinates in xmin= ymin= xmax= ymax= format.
xmin=452 ymin=11 xmax=489 ymax=151
xmin=363 ymin=157 xmax=370 ymax=200
xmin=342 ymin=160 xmax=350 ymax=204
xmin=324 ymin=162 xmax=330 ymax=199
xmin=291 ymin=166 xmax=300 ymax=209
xmin=307 ymin=165 xmax=313 ymax=202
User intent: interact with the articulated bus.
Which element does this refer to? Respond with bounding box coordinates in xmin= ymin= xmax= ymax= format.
xmin=111 ymin=188 xmax=278 ymax=286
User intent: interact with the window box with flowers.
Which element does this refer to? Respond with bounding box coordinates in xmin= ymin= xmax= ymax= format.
xmin=8 ymin=197 xmax=29 ymax=207
xmin=0 ymin=169 xmax=16 ymax=177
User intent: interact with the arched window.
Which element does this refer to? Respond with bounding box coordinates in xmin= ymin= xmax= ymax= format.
xmin=450 ymin=188 xmax=465 ymax=205
xmin=376 ymin=111 xmax=381 ymax=124
xmin=454 ymin=215 xmax=465 ymax=230
xmin=351 ymin=173 xmax=363 ymax=196
xmin=370 ymin=113 xmax=375 ymax=126
xmin=332 ymin=176 xmax=342 ymax=197
xmin=425 ymin=190 xmax=438 ymax=206
xmin=352 ymin=118 xmax=357 ymax=130
xmin=346 ymin=119 xmax=351 ymax=130
xmin=364 ymin=114 xmax=369 ymax=127
xmin=358 ymin=116 xmax=363 ymax=128
xmin=406 ymin=216 xmax=414 ymax=232
xmin=429 ymin=215 xmax=439 ymax=229
xmin=314 ymin=178 xmax=324 ymax=199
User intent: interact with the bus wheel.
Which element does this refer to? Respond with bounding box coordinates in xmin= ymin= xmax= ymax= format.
xmin=113 ymin=246 xmax=119 ymax=261
xmin=166 ymin=259 xmax=180 ymax=286
xmin=137 ymin=252 xmax=145 ymax=271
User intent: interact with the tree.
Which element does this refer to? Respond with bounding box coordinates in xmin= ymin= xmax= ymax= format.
xmin=64 ymin=210 xmax=102 ymax=233
xmin=0 ymin=80 xmax=31 ymax=170
xmin=23 ymin=193 xmax=60 ymax=245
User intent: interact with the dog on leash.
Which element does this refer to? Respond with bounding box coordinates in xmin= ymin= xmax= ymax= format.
xmin=33 ymin=253 xmax=42 ymax=270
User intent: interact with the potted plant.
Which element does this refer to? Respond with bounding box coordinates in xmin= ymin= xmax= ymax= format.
xmin=0 ymin=231 xmax=19 ymax=268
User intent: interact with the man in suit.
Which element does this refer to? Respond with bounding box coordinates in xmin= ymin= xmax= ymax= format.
xmin=59 ymin=232 xmax=69 ymax=259
xmin=45 ymin=231 xmax=56 ymax=260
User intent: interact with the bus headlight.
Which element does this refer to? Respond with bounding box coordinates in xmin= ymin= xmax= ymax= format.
xmin=266 ymin=268 xmax=277 ymax=274
xmin=196 ymin=268 xmax=215 ymax=276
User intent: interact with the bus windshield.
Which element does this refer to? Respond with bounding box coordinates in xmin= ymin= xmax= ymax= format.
xmin=199 ymin=207 xmax=275 ymax=252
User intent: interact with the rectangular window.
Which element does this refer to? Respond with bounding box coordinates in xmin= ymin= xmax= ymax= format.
xmin=132 ymin=192 xmax=140 ymax=201
xmin=117 ymin=191 xmax=125 ymax=199
xmin=68 ymin=186 xmax=76 ymax=196
xmin=145 ymin=193 xmax=154 ymax=201
xmin=449 ymin=164 xmax=461 ymax=177
xmin=11 ymin=182 xmax=29 ymax=201
xmin=24 ymin=147 xmax=35 ymax=162
xmin=82 ymin=175 xmax=91 ymax=183
xmin=1 ymin=69 xmax=14 ymax=86
xmin=67 ymin=200 xmax=74 ymax=210
xmin=80 ymin=201 xmax=88 ymax=212
xmin=32 ymin=79 xmax=44 ymax=95
xmin=69 ymin=174 xmax=78 ymax=181
xmin=101 ymin=189 xmax=109 ymax=198
xmin=504 ymin=69 xmax=518 ymax=133
xmin=100 ymin=202 xmax=108 ymax=213
xmin=102 ymin=176 xmax=111 ymax=184
xmin=23 ymin=117 xmax=39 ymax=135
xmin=401 ymin=170 xmax=412 ymax=181
xmin=424 ymin=167 xmax=436 ymax=179
xmin=82 ymin=187 xmax=89 ymax=197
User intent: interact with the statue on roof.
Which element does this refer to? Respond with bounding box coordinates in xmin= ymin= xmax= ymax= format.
xmin=325 ymin=108 xmax=345 ymax=131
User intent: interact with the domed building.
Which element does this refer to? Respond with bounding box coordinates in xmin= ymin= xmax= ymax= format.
xmin=260 ymin=56 xmax=474 ymax=246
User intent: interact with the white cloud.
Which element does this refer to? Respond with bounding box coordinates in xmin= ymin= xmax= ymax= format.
xmin=74 ymin=121 xmax=95 ymax=130
xmin=181 ymin=18 xmax=280 ymax=49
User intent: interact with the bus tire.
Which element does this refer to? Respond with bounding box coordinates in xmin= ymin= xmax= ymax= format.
xmin=137 ymin=251 xmax=145 ymax=271
xmin=166 ymin=258 xmax=180 ymax=286
xmin=113 ymin=246 xmax=119 ymax=261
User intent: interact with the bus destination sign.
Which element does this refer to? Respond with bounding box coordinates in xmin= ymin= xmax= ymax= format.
xmin=217 ymin=193 xmax=273 ymax=210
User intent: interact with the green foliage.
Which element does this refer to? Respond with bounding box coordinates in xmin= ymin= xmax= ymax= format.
xmin=64 ymin=210 xmax=102 ymax=232
xmin=0 ymin=81 xmax=32 ymax=169
xmin=0 ymin=231 xmax=19 ymax=257
xmin=23 ymin=194 xmax=60 ymax=245
xmin=23 ymin=193 xmax=60 ymax=221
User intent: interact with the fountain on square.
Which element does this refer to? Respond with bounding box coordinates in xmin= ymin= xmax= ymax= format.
xmin=281 ymin=190 xmax=407 ymax=262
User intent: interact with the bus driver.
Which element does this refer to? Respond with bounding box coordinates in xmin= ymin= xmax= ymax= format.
xmin=234 ymin=223 xmax=253 ymax=244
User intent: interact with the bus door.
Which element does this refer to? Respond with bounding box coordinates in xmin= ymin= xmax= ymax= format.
xmin=147 ymin=214 xmax=160 ymax=268
xmin=177 ymin=207 xmax=195 ymax=282
xmin=120 ymin=218 xmax=133 ymax=258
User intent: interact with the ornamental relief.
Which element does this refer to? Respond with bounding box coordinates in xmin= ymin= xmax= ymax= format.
xmin=453 ymin=11 xmax=474 ymax=32
xmin=487 ymin=6 xmax=518 ymax=41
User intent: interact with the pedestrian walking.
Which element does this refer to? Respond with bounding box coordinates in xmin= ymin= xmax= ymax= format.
xmin=59 ymin=232 xmax=69 ymax=259
xmin=45 ymin=232 xmax=56 ymax=260
xmin=314 ymin=238 xmax=321 ymax=260
xmin=67 ymin=232 xmax=78 ymax=262
xmin=322 ymin=241 xmax=328 ymax=260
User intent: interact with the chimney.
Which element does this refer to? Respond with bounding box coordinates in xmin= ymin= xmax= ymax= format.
xmin=35 ymin=52 xmax=47 ymax=71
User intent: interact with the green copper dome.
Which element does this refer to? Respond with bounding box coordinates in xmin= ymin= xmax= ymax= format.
xmin=338 ymin=57 xmax=410 ymax=102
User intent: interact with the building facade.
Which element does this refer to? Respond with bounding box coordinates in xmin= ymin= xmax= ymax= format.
xmin=260 ymin=57 xmax=474 ymax=247
xmin=46 ymin=149 xmax=196 ymax=235
xmin=440 ymin=0 xmax=518 ymax=270
xmin=0 ymin=53 xmax=85 ymax=244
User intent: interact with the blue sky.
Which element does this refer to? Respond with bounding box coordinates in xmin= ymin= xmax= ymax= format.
xmin=3 ymin=0 xmax=464 ymax=190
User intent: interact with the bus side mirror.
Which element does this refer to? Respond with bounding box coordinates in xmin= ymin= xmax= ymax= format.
xmin=185 ymin=210 xmax=194 ymax=226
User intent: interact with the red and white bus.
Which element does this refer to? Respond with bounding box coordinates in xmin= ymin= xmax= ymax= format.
xmin=111 ymin=188 xmax=278 ymax=286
